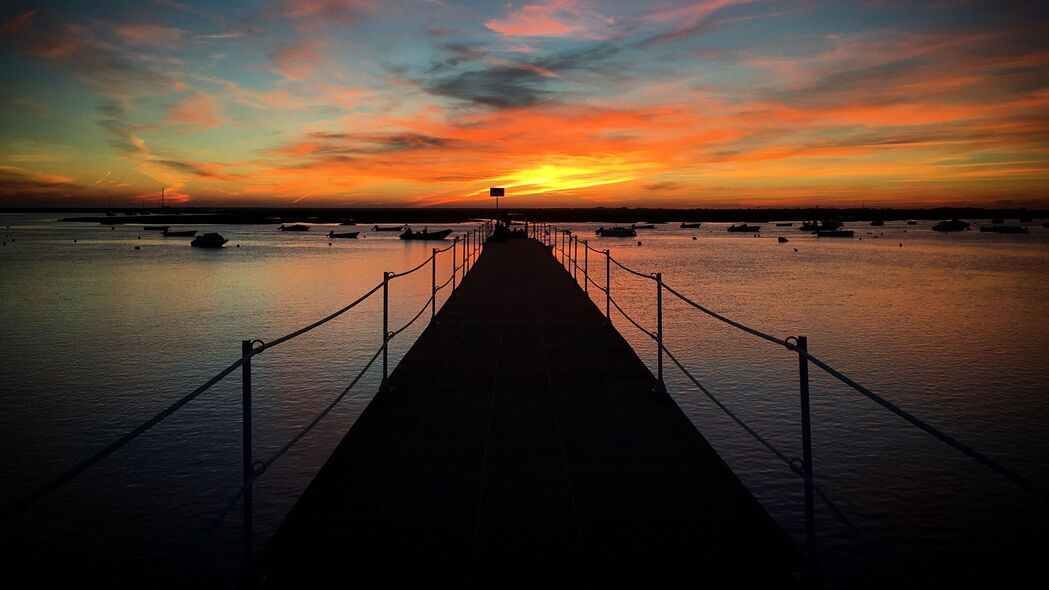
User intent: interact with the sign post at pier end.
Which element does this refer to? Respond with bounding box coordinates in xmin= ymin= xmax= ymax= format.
xmin=490 ymin=187 xmax=504 ymax=212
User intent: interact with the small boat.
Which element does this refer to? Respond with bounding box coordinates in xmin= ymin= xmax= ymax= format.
xmin=162 ymin=229 xmax=197 ymax=237
xmin=680 ymin=222 xmax=702 ymax=228
xmin=399 ymin=228 xmax=452 ymax=240
xmin=816 ymin=230 xmax=855 ymax=238
xmin=979 ymin=225 xmax=1028 ymax=234
xmin=143 ymin=225 xmax=169 ymax=231
xmin=327 ymin=230 xmax=360 ymax=238
xmin=279 ymin=224 xmax=310 ymax=231
xmin=906 ymin=220 xmax=918 ymax=225
xmin=191 ymin=233 xmax=228 ymax=248
xmin=800 ymin=219 xmax=842 ymax=232
xmin=932 ymin=219 xmax=970 ymax=232
xmin=870 ymin=220 xmax=885 ymax=226
xmin=631 ymin=224 xmax=656 ymax=230
xmin=775 ymin=223 xmax=794 ymax=227
xmin=339 ymin=221 xmax=357 ymax=226
xmin=727 ymin=224 xmax=761 ymax=232
xmin=991 ymin=218 xmax=1004 ymax=224
xmin=778 ymin=237 xmax=789 ymax=243
xmin=595 ymin=226 xmax=637 ymax=237
xmin=372 ymin=225 xmax=404 ymax=232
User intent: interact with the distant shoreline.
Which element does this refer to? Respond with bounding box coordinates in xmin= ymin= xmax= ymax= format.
xmin=1 ymin=206 xmax=1045 ymax=225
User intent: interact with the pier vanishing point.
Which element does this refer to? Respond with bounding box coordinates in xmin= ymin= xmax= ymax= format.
xmin=261 ymin=237 xmax=801 ymax=586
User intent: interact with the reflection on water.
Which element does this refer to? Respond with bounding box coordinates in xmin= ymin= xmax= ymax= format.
xmin=1 ymin=215 xmax=1047 ymax=586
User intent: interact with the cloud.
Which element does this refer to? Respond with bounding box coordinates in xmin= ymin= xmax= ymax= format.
xmin=271 ymin=41 xmax=324 ymax=80
xmin=274 ymin=0 xmax=374 ymax=21
xmin=166 ymin=92 xmax=223 ymax=130
xmin=113 ymin=23 xmax=189 ymax=49
xmin=485 ymin=0 xmax=617 ymax=38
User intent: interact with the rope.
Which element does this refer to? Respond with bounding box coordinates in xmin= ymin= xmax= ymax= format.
xmin=791 ymin=345 xmax=1049 ymax=501
xmin=436 ymin=272 xmax=455 ymax=292
xmin=609 ymin=254 xmax=655 ymax=281
xmin=259 ymin=282 xmax=384 ymax=352
xmin=660 ymin=282 xmax=788 ymax=348
xmin=389 ymin=293 xmax=435 ymax=339
xmin=585 ymin=272 xmax=606 ymax=294
xmin=260 ymin=344 xmax=383 ymax=469
xmin=388 ymin=257 xmax=431 ymax=279
xmin=192 ymin=344 xmax=383 ymax=550
xmin=661 ymin=343 xmax=792 ymax=466
xmin=2 ymin=356 xmax=247 ymax=518
xmin=609 ymin=294 xmax=655 ymax=339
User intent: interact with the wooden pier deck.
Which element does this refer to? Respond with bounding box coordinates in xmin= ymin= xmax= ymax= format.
xmin=261 ymin=238 xmax=800 ymax=586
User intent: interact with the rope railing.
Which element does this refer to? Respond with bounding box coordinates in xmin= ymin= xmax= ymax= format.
xmin=1 ymin=221 xmax=492 ymax=530
xmin=541 ymin=225 xmax=1046 ymax=582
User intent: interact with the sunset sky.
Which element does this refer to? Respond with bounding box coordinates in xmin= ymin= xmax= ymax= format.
xmin=1 ymin=1 xmax=1047 ymax=208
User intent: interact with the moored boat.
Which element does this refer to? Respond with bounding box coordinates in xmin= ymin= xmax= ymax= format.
xmin=327 ymin=231 xmax=360 ymax=238
xmin=190 ymin=232 xmax=228 ymax=248
xmin=727 ymin=224 xmax=761 ymax=232
xmin=399 ymin=227 xmax=452 ymax=240
xmin=631 ymin=224 xmax=656 ymax=230
xmin=680 ymin=222 xmax=702 ymax=228
xmin=932 ymin=219 xmax=970 ymax=232
xmin=279 ymin=224 xmax=310 ymax=231
xmin=595 ymin=226 xmax=637 ymax=237
xmin=372 ymin=225 xmax=404 ymax=231
xmin=775 ymin=222 xmax=794 ymax=227
xmin=800 ymin=219 xmax=842 ymax=232
xmin=778 ymin=236 xmax=789 ymax=243
xmin=870 ymin=220 xmax=885 ymax=226
xmin=162 ymin=229 xmax=197 ymax=237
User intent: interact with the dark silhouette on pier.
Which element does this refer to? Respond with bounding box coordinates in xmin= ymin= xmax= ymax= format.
xmin=261 ymin=239 xmax=800 ymax=586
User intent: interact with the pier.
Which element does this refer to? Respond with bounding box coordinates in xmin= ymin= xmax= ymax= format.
xmin=260 ymin=238 xmax=800 ymax=586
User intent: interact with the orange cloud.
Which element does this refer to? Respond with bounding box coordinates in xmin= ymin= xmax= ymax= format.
xmin=166 ymin=92 xmax=222 ymax=130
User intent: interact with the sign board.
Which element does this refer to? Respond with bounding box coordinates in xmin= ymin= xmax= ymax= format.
xmin=489 ymin=187 xmax=505 ymax=197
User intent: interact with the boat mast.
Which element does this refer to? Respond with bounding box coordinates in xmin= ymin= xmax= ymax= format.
xmin=161 ymin=187 xmax=165 ymax=210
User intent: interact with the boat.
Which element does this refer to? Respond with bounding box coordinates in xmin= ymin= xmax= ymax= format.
xmin=279 ymin=224 xmax=310 ymax=232
xmin=399 ymin=227 xmax=452 ymax=240
xmin=372 ymin=225 xmax=404 ymax=231
xmin=932 ymin=219 xmax=970 ymax=232
xmin=775 ymin=223 xmax=793 ymax=227
xmin=631 ymin=224 xmax=656 ymax=230
xmin=339 ymin=221 xmax=357 ymax=226
xmin=190 ymin=233 xmax=228 ymax=248
xmin=162 ymin=229 xmax=197 ymax=237
xmin=870 ymin=220 xmax=885 ymax=226
xmin=906 ymin=220 xmax=918 ymax=225
xmin=327 ymin=231 xmax=360 ymax=239
xmin=680 ymin=222 xmax=702 ymax=228
xmin=143 ymin=225 xmax=169 ymax=231
xmin=727 ymin=224 xmax=761 ymax=232
xmin=595 ymin=226 xmax=637 ymax=237
xmin=815 ymin=230 xmax=855 ymax=238
xmin=979 ymin=225 xmax=1028 ymax=234
xmin=778 ymin=237 xmax=789 ymax=243
xmin=800 ymin=219 xmax=842 ymax=232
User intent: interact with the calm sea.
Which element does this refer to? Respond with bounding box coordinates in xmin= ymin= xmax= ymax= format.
xmin=2 ymin=213 xmax=1047 ymax=587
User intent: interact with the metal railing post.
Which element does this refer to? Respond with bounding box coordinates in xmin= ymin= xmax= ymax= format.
xmin=382 ymin=272 xmax=390 ymax=389
xmin=583 ymin=240 xmax=589 ymax=296
xmin=797 ymin=335 xmax=817 ymax=573
xmin=240 ymin=340 xmax=254 ymax=588
xmin=655 ymin=273 xmax=665 ymax=393
xmin=573 ymin=235 xmax=578 ymax=282
xmin=430 ymin=248 xmax=437 ymax=323
xmin=605 ymin=249 xmax=611 ymax=320
xmin=451 ymin=237 xmax=457 ymax=292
